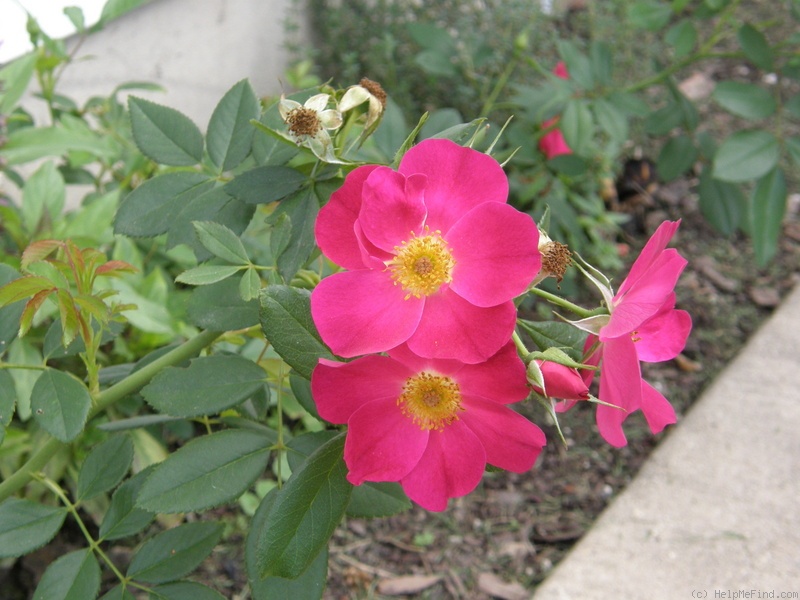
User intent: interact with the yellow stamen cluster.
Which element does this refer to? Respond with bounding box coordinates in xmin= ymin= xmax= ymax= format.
xmin=387 ymin=231 xmax=455 ymax=299
xmin=398 ymin=372 xmax=463 ymax=431
xmin=285 ymin=107 xmax=322 ymax=138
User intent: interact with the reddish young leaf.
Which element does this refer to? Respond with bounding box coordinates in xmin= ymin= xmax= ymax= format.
xmin=21 ymin=240 xmax=63 ymax=270
xmin=95 ymin=261 xmax=139 ymax=277
xmin=19 ymin=290 xmax=53 ymax=337
xmin=0 ymin=276 xmax=56 ymax=307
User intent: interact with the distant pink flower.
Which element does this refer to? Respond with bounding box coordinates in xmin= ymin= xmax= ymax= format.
xmin=531 ymin=360 xmax=591 ymax=402
xmin=311 ymin=341 xmax=546 ymax=511
xmin=539 ymin=62 xmax=572 ymax=160
xmin=588 ymin=220 xmax=692 ymax=447
xmin=312 ymin=138 xmax=541 ymax=363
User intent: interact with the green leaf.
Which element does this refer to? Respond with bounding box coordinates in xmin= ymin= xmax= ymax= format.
xmin=258 ymin=285 xmax=334 ymax=380
xmin=560 ymin=99 xmax=593 ymax=155
xmin=136 ymin=429 xmax=271 ymax=513
xmin=737 ymin=23 xmax=773 ymax=70
xmin=348 ymin=482 xmax=411 ymax=518
xmin=192 ymin=221 xmax=250 ymax=264
xmin=712 ymin=130 xmax=779 ymax=182
xmin=207 ymin=79 xmax=260 ymax=171
xmin=665 ymin=19 xmax=697 ymax=58
xmin=0 ymin=125 xmax=116 ymax=166
xmin=247 ymin=491 xmax=328 ymax=599
xmin=0 ymin=53 xmax=37 ymax=114
xmin=149 ymin=581 xmax=226 ymax=600
xmin=127 ymin=521 xmax=223 ymax=584
xmin=592 ymin=99 xmax=628 ymax=144
xmin=256 ymin=433 xmax=351 ymax=579
xmin=712 ymin=81 xmax=776 ymax=120
xmin=99 ymin=585 xmax=137 ymax=600
xmin=64 ymin=6 xmax=85 ymax=31
xmin=142 ymin=354 xmax=266 ymax=418
xmin=786 ymin=136 xmax=800 ymax=168
xmin=750 ymin=167 xmax=787 ymax=267
xmin=785 ymin=93 xmax=800 ymax=120
xmin=175 ymin=264 xmax=242 ymax=286
xmin=99 ymin=0 xmax=149 ymax=24
xmin=30 ymin=369 xmax=91 ymax=442
xmin=114 ymin=172 xmax=213 ymax=237
xmin=33 ymin=549 xmax=100 ymax=600
xmin=517 ymin=320 xmax=588 ymax=363
xmin=269 ymin=187 xmax=319 ymax=282
xmin=99 ymin=468 xmax=156 ymax=541
xmin=589 ymin=41 xmax=613 ymax=85
xmin=187 ymin=277 xmax=260 ymax=330
xmin=657 ymin=134 xmax=698 ymax=181
xmin=240 ymin=267 xmax=262 ymax=301
xmin=627 ymin=1 xmax=672 ymax=31
xmin=0 ymin=265 xmax=25 ymax=352
xmin=697 ymin=170 xmax=745 ymax=236
xmin=0 ymin=499 xmax=67 ymax=558
xmin=643 ymin=103 xmax=683 ymax=136
xmin=77 ymin=434 xmax=134 ymax=501
xmin=0 ymin=370 xmax=15 ymax=443
xmin=128 ymin=96 xmax=204 ymax=166
xmin=224 ymin=166 xmax=307 ymax=205
xmin=289 ymin=373 xmax=321 ymax=421
xmin=557 ymin=40 xmax=593 ymax=89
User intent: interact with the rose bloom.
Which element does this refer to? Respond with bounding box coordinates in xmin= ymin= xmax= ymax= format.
xmin=539 ymin=62 xmax=572 ymax=160
xmin=582 ymin=220 xmax=692 ymax=447
xmin=312 ymin=138 xmax=541 ymax=364
xmin=311 ymin=341 xmax=546 ymax=511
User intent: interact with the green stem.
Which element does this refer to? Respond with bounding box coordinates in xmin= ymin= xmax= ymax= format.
xmin=511 ymin=330 xmax=530 ymax=361
xmin=0 ymin=329 xmax=222 ymax=502
xmin=529 ymin=287 xmax=607 ymax=319
xmin=479 ymin=52 xmax=520 ymax=117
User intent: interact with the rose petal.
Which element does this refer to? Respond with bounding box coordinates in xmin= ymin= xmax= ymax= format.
xmin=406 ymin=289 xmax=516 ymax=364
xmin=602 ymin=250 xmax=687 ymax=339
xmin=596 ymin=336 xmax=642 ymax=448
xmin=311 ymin=269 xmax=423 ymax=357
xmin=636 ymin=307 xmax=692 ymax=363
xmin=398 ymin=139 xmax=508 ymax=234
xmin=400 ymin=421 xmax=486 ymax=511
xmin=459 ymin=399 xmax=545 ymax=472
xmin=345 ymin=399 xmax=429 ymax=485
xmin=316 ymin=165 xmax=380 ymax=270
xmin=615 ymin=220 xmax=681 ymax=298
xmin=311 ymin=355 xmax=411 ymax=424
xmin=640 ymin=379 xmax=677 ymax=434
xmin=539 ymin=121 xmax=572 ymax=160
xmin=387 ymin=343 xmax=465 ymax=376
xmin=454 ymin=341 xmax=529 ymax=404
xmin=447 ymin=203 xmax=541 ymax=307
xmin=359 ymin=168 xmax=427 ymax=252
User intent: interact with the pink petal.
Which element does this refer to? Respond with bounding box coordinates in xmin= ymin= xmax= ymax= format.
xmin=602 ymin=250 xmax=687 ymax=339
xmin=553 ymin=61 xmax=569 ymax=79
xmin=454 ymin=341 xmax=529 ymax=404
xmin=447 ymin=202 xmax=541 ymax=307
xmin=616 ymin=220 xmax=681 ymax=298
xmin=311 ymin=355 xmax=411 ymax=424
xmin=398 ymin=139 xmax=509 ymax=234
xmin=636 ymin=307 xmax=692 ymax=363
xmin=311 ymin=269 xmax=423 ymax=357
xmin=596 ymin=336 xmax=642 ymax=448
xmin=640 ymin=380 xmax=677 ymax=434
xmin=359 ymin=168 xmax=427 ymax=252
xmin=316 ymin=165 xmax=380 ymax=270
xmin=406 ymin=289 xmax=517 ymax=364
xmin=345 ymin=399 xmax=429 ymax=485
xmin=400 ymin=421 xmax=486 ymax=511
xmin=387 ymin=343 xmax=465 ymax=377
xmin=459 ymin=398 xmax=545 ymax=472
xmin=539 ymin=123 xmax=572 ymax=160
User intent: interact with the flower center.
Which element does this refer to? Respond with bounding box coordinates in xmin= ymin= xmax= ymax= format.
xmin=360 ymin=77 xmax=387 ymax=107
xmin=387 ymin=230 xmax=455 ymax=299
xmin=397 ymin=372 xmax=463 ymax=431
xmin=540 ymin=240 xmax=572 ymax=283
xmin=286 ymin=107 xmax=322 ymax=138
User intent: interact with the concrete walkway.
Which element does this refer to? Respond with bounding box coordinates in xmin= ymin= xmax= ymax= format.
xmin=533 ymin=283 xmax=800 ymax=600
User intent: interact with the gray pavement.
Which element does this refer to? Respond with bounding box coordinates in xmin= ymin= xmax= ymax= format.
xmin=532 ymin=283 xmax=800 ymax=600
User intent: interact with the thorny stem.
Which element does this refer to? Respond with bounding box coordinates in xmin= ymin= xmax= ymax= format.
xmin=0 ymin=329 xmax=223 ymax=502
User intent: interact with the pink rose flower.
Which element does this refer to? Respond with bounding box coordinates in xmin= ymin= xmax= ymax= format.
xmin=311 ymin=341 xmax=546 ymax=511
xmin=312 ymin=138 xmax=541 ymax=363
xmin=588 ymin=220 xmax=692 ymax=447
xmin=538 ymin=62 xmax=572 ymax=160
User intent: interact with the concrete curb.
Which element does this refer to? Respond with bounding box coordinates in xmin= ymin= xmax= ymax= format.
xmin=532 ymin=284 xmax=800 ymax=599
